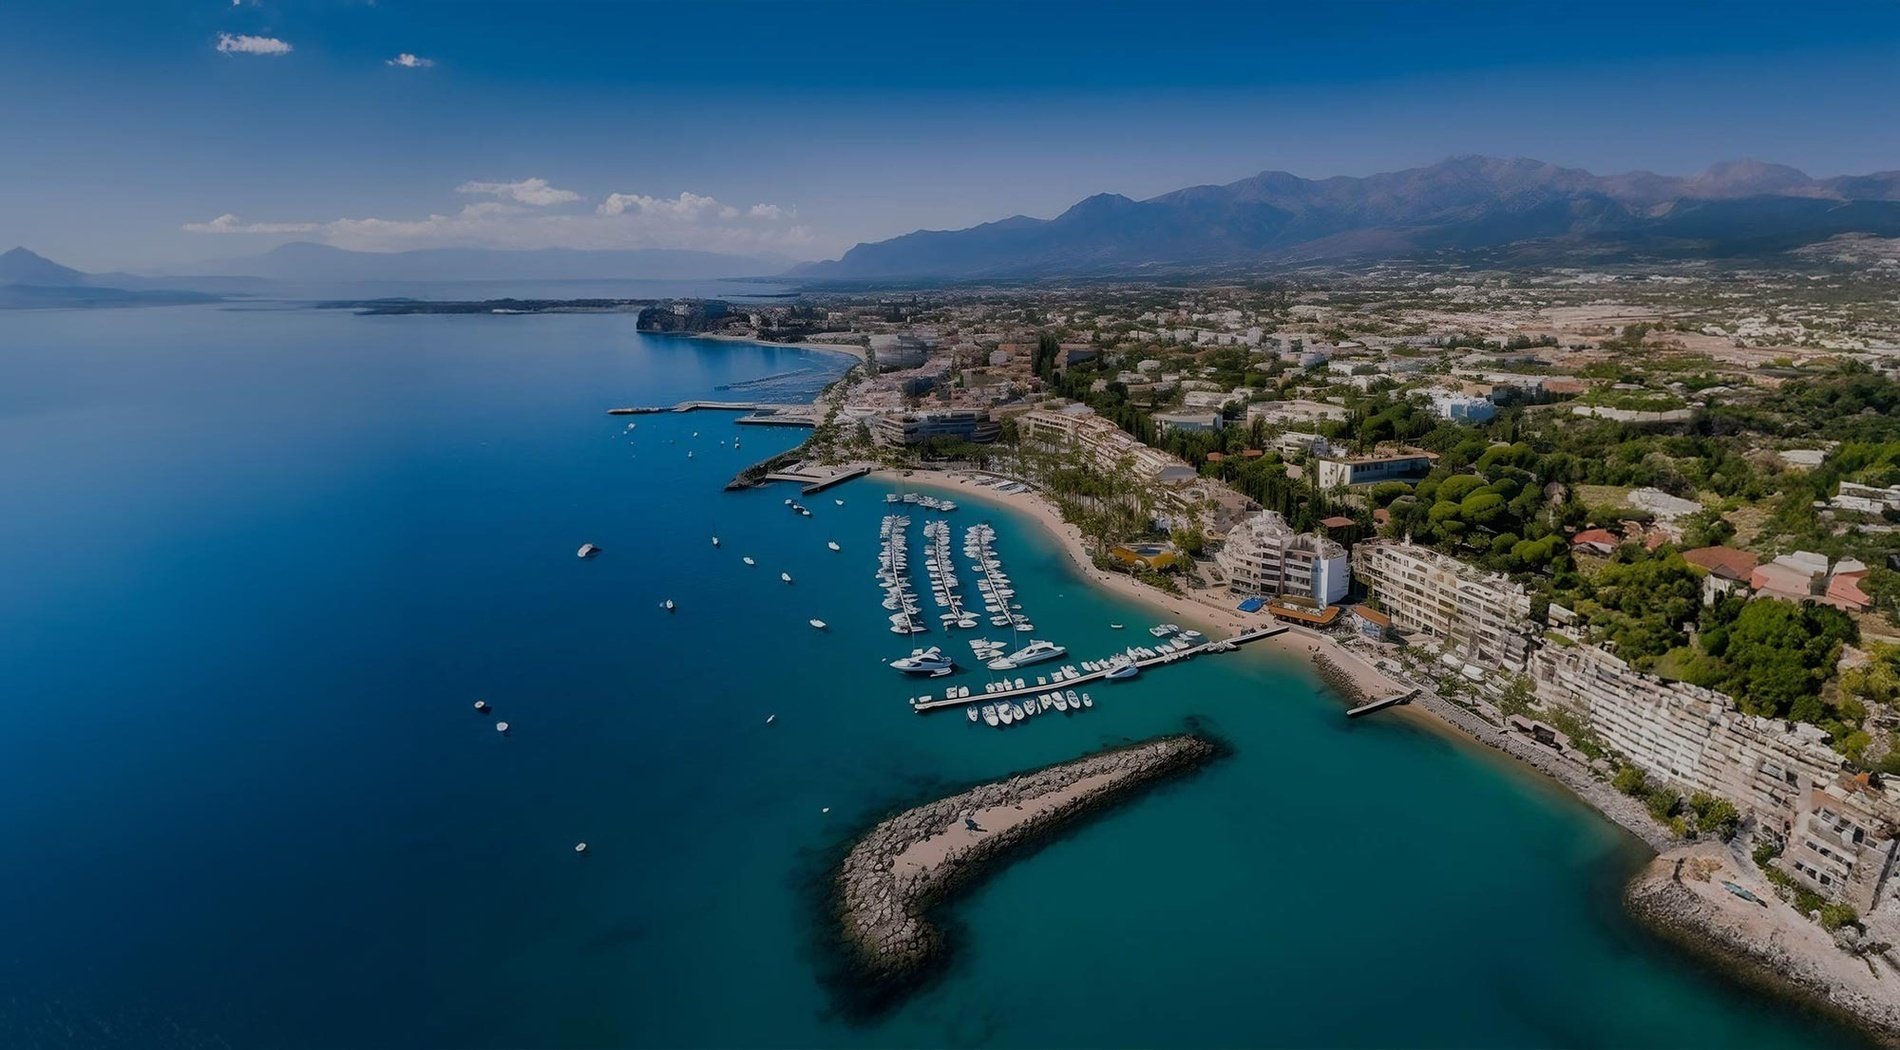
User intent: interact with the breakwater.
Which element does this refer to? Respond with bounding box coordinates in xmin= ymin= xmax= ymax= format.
xmin=834 ymin=734 xmax=1223 ymax=999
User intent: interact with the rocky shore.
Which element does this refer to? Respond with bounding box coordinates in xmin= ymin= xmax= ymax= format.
xmin=834 ymin=734 xmax=1223 ymax=995
xmin=1626 ymin=843 xmax=1900 ymax=1044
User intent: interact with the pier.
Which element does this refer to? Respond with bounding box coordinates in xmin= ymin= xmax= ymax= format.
xmin=908 ymin=624 xmax=1287 ymax=713
xmin=1345 ymin=688 xmax=1418 ymax=718
xmin=605 ymin=400 xmax=819 ymax=427
xmin=764 ymin=462 xmax=871 ymax=494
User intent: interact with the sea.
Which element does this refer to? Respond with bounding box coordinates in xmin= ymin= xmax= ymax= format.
xmin=0 ymin=303 xmax=1857 ymax=1048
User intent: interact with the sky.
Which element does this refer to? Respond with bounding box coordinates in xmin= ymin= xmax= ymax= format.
xmin=4 ymin=0 xmax=1898 ymax=271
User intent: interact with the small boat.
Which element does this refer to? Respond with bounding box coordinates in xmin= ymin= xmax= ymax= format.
xmin=766 ymin=714 xmax=776 ymax=724
xmin=780 ymin=572 xmax=793 ymax=584
xmin=1052 ymin=692 xmax=1069 ymax=712
xmin=742 ymin=556 xmax=756 ymax=566
xmin=1081 ymin=693 xmax=1094 ymax=708
xmin=809 ymin=618 xmax=827 ymax=630
xmin=998 ymin=704 xmax=1015 ymax=725
xmin=835 ymin=499 xmax=845 ymax=506
xmin=967 ymin=706 xmax=979 ymax=722
xmin=1066 ymin=689 xmax=1080 ymax=708
xmin=473 ymin=700 xmax=490 ymax=712
xmin=827 ymin=541 xmax=841 ymax=552
xmin=711 ymin=536 xmax=721 ymax=547
xmin=891 ymin=647 xmax=955 ymax=675
xmin=686 ymin=450 xmax=693 ymax=458
xmin=982 ymin=704 xmax=1000 ymax=727
xmin=1110 ymin=623 xmax=1124 ymax=630
xmin=1105 ymin=660 xmax=1139 ymax=681
xmin=575 ymin=842 xmax=588 ymax=854
xmin=784 ymin=499 xmax=793 ymax=506
xmin=577 ymin=543 xmax=601 ymax=559
xmin=1010 ymin=703 xmax=1026 ymax=721
xmin=663 ymin=599 xmax=676 ymax=612
xmin=495 ymin=721 xmax=510 ymax=733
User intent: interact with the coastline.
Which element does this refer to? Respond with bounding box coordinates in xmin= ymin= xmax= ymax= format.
xmin=869 ymin=464 xmax=1900 ymax=1039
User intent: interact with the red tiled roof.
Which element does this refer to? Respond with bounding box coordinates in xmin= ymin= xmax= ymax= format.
xmin=1571 ymin=528 xmax=1619 ymax=548
xmin=1319 ymin=515 xmax=1355 ymax=529
xmin=1681 ymin=546 xmax=1759 ymax=580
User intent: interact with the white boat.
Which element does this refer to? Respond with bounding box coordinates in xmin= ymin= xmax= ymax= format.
xmin=967 ymin=706 xmax=979 ymax=722
xmin=711 ymin=536 xmax=720 ymax=547
xmin=781 ymin=572 xmax=793 ymax=583
xmin=809 ymin=618 xmax=827 ymax=630
xmin=742 ymin=556 xmax=756 ymax=566
xmin=1052 ymin=692 xmax=1069 ymax=712
xmin=1066 ymin=689 xmax=1080 ymax=708
xmin=1109 ymin=622 xmax=1124 ymax=630
xmin=1010 ymin=703 xmax=1026 ymax=721
xmin=827 ymin=541 xmax=841 ymax=551
xmin=988 ymin=640 xmax=1066 ymax=670
xmin=766 ymin=714 xmax=775 ymax=724
xmin=998 ymin=704 xmax=1015 ymax=725
xmin=663 ymin=599 xmax=676 ymax=612
xmin=835 ymin=499 xmax=845 ymax=506
xmin=577 ymin=543 xmax=601 ymax=559
xmin=982 ymin=704 xmax=1000 ymax=727
xmin=1104 ymin=659 xmax=1139 ymax=681
xmin=891 ymin=647 xmax=955 ymax=674
xmin=1081 ymin=692 xmax=1094 ymax=707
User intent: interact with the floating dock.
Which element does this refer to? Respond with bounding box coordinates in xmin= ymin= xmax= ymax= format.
xmin=908 ymin=624 xmax=1287 ymax=713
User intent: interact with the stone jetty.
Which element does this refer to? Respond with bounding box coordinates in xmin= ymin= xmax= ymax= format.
xmin=834 ymin=734 xmax=1221 ymax=990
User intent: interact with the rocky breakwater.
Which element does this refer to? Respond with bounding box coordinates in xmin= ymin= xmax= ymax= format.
xmin=834 ymin=734 xmax=1223 ymax=994
xmin=1626 ymin=842 xmax=1900 ymax=1043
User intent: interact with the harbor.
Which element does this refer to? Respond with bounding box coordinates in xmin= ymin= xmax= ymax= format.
xmin=907 ymin=624 xmax=1287 ymax=713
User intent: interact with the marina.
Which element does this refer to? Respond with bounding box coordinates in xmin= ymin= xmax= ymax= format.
xmin=877 ymin=513 xmax=927 ymax=635
xmin=908 ymin=624 xmax=1287 ymax=714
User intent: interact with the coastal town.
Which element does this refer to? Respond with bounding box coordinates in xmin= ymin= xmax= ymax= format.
xmin=647 ymin=269 xmax=1900 ymax=1031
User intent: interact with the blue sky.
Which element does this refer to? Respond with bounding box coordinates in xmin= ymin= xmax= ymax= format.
xmin=4 ymin=0 xmax=1898 ymax=269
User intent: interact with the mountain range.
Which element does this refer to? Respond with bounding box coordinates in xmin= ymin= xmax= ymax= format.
xmin=799 ymin=156 xmax=1900 ymax=280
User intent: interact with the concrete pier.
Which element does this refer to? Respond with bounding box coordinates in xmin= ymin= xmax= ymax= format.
xmin=908 ymin=625 xmax=1286 ymax=713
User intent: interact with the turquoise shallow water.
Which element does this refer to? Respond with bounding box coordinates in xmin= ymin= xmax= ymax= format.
xmin=0 ymin=306 xmax=1855 ymax=1047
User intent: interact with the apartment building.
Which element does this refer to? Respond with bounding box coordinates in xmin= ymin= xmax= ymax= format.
xmin=1782 ymin=777 xmax=1900 ymax=913
xmin=1350 ymin=539 xmax=1534 ymax=669
xmin=1316 ymin=451 xmax=1436 ymax=489
xmin=1019 ymin=406 xmax=1196 ymax=483
xmin=1531 ymin=643 xmax=1846 ymax=820
xmin=869 ymin=408 xmax=1001 ymax=446
xmin=1215 ymin=510 xmax=1350 ymax=605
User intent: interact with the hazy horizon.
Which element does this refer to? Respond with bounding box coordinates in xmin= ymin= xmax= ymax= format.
xmin=6 ymin=0 xmax=1899 ymax=270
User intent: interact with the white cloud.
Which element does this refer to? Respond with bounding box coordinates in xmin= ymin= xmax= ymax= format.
xmin=455 ymin=177 xmax=581 ymax=207
xmin=185 ymin=182 xmax=818 ymax=255
xmin=182 ymin=213 xmax=319 ymax=234
xmin=386 ymin=53 xmax=435 ymax=68
xmin=215 ymin=32 xmax=292 ymax=56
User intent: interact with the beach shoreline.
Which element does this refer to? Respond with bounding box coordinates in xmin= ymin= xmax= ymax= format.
xmin=856 ymin=463 xmax=1900 ymax=1038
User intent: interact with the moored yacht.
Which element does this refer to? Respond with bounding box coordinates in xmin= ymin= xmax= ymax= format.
xmin=891 ymin=647 xmax=955 ymax=674
xmin=986 ymin=639 xmax=1066 ymax=670
xmin=577 ymin=543 xmax=601 ymax=559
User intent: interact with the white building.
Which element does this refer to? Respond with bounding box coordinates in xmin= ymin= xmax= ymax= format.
xmin=1429 ymin=391 xmax=1498 ymax=423
xmin=1351 ymin=539 xmax=1534 ymax=670
xmin=1215 ymin=511 xmax=1349 ymax=605
xmin=1019 ymin=406 xmax=1196 ymax=484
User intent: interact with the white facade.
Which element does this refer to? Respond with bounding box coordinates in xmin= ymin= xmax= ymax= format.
xmin=1350 ymin=539 xmax=1534 ymax=670
xmin=1215 ymin=511 xmax=1349 ymax=605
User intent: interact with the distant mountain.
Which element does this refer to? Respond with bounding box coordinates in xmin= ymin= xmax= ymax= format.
xmin=801 ymin=156 xmax=1900 ymax=280
xmin=178 ymin=243 xmax=797 ymax=284
xmin=0 ymin=246 xmax=222 ymax=308
xmin=0 ymin=246 xmax=88 ymax=285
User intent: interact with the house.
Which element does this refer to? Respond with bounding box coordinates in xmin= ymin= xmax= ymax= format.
xmin=1570 ymin=528 xmax=1621 ymax=556
xmin=1827 ymin=558 xmax=1873 ymax=612
xmin=1681 ymin=546 xmax=1759 ymax=603
xmin=1429 ymin=391 xmax=1498 ymax=423
xmin=1751 ymin=551 xmax=1830 ymax=603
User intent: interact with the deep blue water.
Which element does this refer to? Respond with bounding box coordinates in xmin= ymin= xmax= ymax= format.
xmin=0 ymin=305 xmax=1852 ymax=1048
